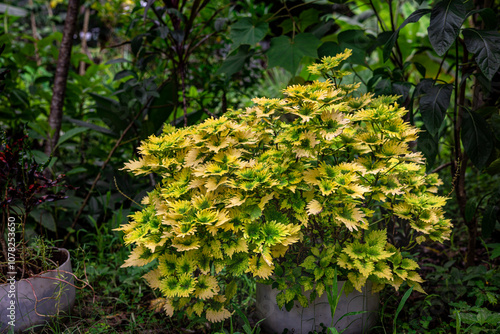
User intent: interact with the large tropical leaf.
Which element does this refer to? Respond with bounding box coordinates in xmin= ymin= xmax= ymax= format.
xmin=419 ymin=84 xmax=453 ymax=136
xmin=461 ymin=109 xmax=494 ymax=170
xmin=229 ymin=18 xmax=268 ymax=50
xmin=428 ymin=0 xmax=466 ymax=56
xmin=463 ymin=29 xmax=500 ymax=81
xmin=267 ymin=33 xmax=320 ymax=74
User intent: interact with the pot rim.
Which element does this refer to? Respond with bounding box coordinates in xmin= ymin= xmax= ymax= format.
xmin=0 ymin=247 xmax=72 ymax=284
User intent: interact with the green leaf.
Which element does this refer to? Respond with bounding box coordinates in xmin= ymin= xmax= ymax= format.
xmin=461 ymin=109 xmax=494 ymax=170
xmin=337 ymin=30 xmax=371 ymax=65
xmin=463 ymin=29 xmax=500 ymax=81
xmin=393 ymin=286 xmax=413 ymax=334
xmin=374 ymin=78 xmax=392 ymax=96
xmin=318 ymin=41 xmax=341 ymax=59
xmin=267 ymin=33 xmax=321 ymax=74
xmin=419 ymin=83 xmax=453 ymax=136
xmin=248 ymin=205 xmax=262 ymax=220
xmin=428 ymin=0 xmax=466 ymax=56
xmin=54 ymin=127 xmax=88 ymax=149
xmin=413 ymin=62 xmax=427 ymax=78
xmin=274 ymin=263 xmax=284 ymax=277
xmin=217 ymin=45 xmax=254 ymax=77
xmin=225 ymin=280 xmax=238 ymax=302
xmin=64 ymin=116 xmax=116 ymax=136
xmin=491 ymin=245 xmax=500 ymax=259
xmin=383 ymin=9 xmax=432 ymax=62
xmin=298 ymin=8 xmax=319 ymax=31
xmin=486 ymin=158 xmax=500 ymax=176
xmin=31 ymin=150 xmax=50 ymax=165
xmin=114 ymin=70 xmax=137 ymax=81
xmin=481 ymin=205 xmax=498 ymax=238
xmin=285 ymin=300 xmax=294 ymax=312
xmin=30 ymin=209 xmax=56 ymax=232
xmin=230 ymin=18 xmax=268 ymax=50
xmin=67 ymin=167 xmax=87 ymax=176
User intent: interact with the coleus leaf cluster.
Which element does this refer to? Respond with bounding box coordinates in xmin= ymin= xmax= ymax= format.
xmin=118 ymin=50 xmax=451 ymax=322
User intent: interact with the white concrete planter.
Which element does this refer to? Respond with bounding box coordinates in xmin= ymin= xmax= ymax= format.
xmin=0 ymin=248 xmax=76 ymax=332
xmin=256 ymin=281 xmax=379 ymax=334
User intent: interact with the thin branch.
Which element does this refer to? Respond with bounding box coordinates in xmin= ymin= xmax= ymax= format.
xmin=430 ymin=162 xmax=451 ymax=174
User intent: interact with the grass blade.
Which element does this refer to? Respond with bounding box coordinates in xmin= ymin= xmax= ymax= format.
xmin=393 ymin=286 xmax=413 ymax=334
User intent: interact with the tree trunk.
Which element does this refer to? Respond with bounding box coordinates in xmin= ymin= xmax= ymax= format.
xmin=79 ymin=6 xmax=90 ymax=76
xmin=28 ymin=0 xmax=41 ymax=66
xmin=44 ymin=0 xmax=80 ymax=157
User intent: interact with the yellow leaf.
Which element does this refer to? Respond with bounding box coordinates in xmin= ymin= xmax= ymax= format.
xmin=143 ymin=269 xmax=162 ymax=289
xmin=258 ymin=192 xmax=275 ymax=210
xmin=307 ymin=199 xmax=323 ymax=215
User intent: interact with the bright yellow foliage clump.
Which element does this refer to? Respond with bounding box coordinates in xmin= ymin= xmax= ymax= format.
xmin=117 ymin=50 xmax=451 ymax=322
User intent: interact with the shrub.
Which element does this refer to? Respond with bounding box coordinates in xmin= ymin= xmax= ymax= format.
xmin=117 ymin=50 xmax=451 ymax=322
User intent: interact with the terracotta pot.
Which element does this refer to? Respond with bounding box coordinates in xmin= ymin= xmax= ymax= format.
xmin=255 ymin=281 xmax=379 ymax=334
xmin=0 ymin=248 xmax=75 ymax=332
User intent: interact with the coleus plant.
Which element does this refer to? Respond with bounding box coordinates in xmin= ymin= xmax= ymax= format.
xmin=118 ymin=50 xmax=451 ymax=322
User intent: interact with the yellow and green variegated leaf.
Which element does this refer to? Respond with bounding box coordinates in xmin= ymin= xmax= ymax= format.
xmin=205 ymin=176 xmax=229 ymax=192
xmin=373 ymin=262 xmax=393 ymax=281
xmin=285 ymin=289 xmax=296 ymax=303
xmin=300 ymin=255 xmax=317 ymax=270
xmin=261 ymin=220 xmax=289 ymax=246
xmin=303 ymin=169 xmax=322 ymax=185
xmin=122 ymin=245 xmax=157 ymax=268
xmin=176 ymin=253 xmax=197 ymax=275
xmin=366 ymin=245 xmax=394 ymax=261
xmin=311 ymin=247 xmax=320 ymax=257
xmin=347 ymin=272 xmax=367 ymax=292
xmin=258 ymin=192 xmax=275 ymax=210
xmin=298 ymin=276 xmax=314 ymax=291
xmin=324 ymin=267 xmax=336 ymax=279
xmin=408 ymin=281 xmax=426 ymax=294
xmin=160 ymin=276 xmax=180 ymax=298
xmin=393 ymin=268 xmax=408 ymax=280
xmin=343 ymin=241 xmax=367 ymax=260
xmin=335 ymin=204 xmax=367 ymax=231
xmin=177 ymin=273 xmax=197 ymax=297
xmin=171 ymin=236 xmax=201 ymax=251
xmin=276 ymin=291 xmax=286 ymax=309
xmin=316 ymin=281 xmax=325 ymax=297
xmin=192 ymin=301 xmax=204 ymax=317
xmin=371 ymin=281 xmax=386 ymax=294
xmin=297 ymin=294 xmax=309 ymax=307
xmin=314 ymin=267 xmax=325 ymax=280
xmin=248 ymin=255 xmax=274 ymax=278
xmin=407 ymin=271 xmax=424 ymax=283
xmin=336 ymin=252 xmax=351 ymax=269
xmin=353 ymin=259 xmax=374 ymax=277
xmin=416 ymin=235 xmax=426 ymax=244
xmin=194 ymin=275 xmax=220 ymax=300
xmin=365 ymin=230 xmax=387 ymax=248
xmin=401 ymin=258 xmax=419 ymax=271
